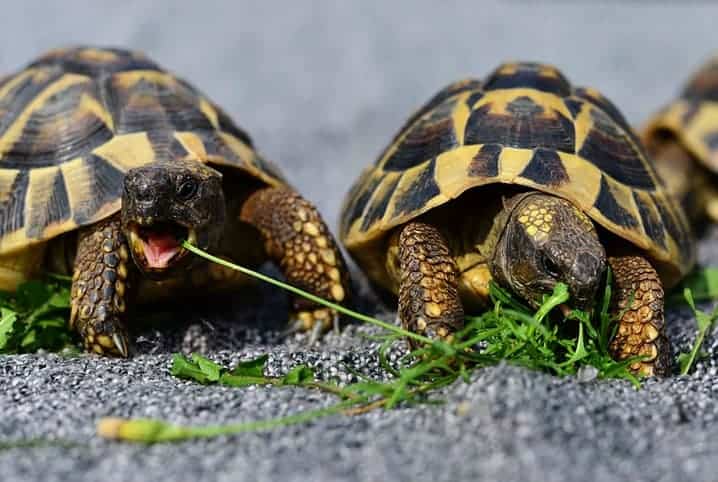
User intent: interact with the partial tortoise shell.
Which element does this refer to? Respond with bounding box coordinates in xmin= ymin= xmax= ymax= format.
xmin=0 ymin=46 xmax=286 ymax=256
xmin=643 ymin=55 xmax=718 ymax=172
xmin=341 ymin=62 xmax=695 ymax=287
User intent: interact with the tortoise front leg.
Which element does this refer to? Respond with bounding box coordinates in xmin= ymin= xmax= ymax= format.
xmin=397 ymin=221 xmax=464 ymax=349
xmin=70 ymin=214 xmax=134 ymax=357
xmin=608 ymin=255 xmax=670 ymax=376
xmin=240 ymin=187 xmax=350 ymax=333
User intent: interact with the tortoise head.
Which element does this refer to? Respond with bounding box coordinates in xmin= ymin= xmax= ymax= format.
xmin=121 ymin=159 xmax=226 ymax=278
xmin=491 ymin=193 xmax=606 ymax=310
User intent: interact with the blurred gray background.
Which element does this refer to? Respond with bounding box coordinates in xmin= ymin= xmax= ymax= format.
xmin=2 ymin=0 xmax=715 ymax=230
xmin=3 ymin=2 xmax=718 ymax=482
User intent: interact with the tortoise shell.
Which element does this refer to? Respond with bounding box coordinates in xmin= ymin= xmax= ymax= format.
xmin=642 ymin=55 xmax=718 ymax=172
xmin=0 ymin=47 xmax=286 ymax=256
xmin=340 ymin=62 xmax=694 ymax=286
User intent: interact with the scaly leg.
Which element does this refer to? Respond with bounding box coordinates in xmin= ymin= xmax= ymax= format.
xmin=608 ymin=255 xmax=670 ymax=376
xmin=240 ymin=187 xmax=350 ymax=333
xmin=397 ymin=221 xmax=464 ymax=349
xmin=70 ymin=214 xmax=133 ymax=357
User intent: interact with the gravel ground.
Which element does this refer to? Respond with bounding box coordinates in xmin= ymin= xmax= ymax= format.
xmin=2 ymin=2 xmax=718 ymax=482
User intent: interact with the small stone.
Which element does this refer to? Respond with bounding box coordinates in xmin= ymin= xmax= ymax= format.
xmin=576 ymin=365 xmax=598 ymax=383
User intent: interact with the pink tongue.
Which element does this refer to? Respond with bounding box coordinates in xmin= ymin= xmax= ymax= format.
xmin=142 ymin=233 xmax=180 ymax=268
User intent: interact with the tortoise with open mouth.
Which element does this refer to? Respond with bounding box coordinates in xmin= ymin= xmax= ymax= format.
xmin=340 ymin=62 xmax=695 ymax=376
xmin=0 ymin=47 xmax=350 ymax=356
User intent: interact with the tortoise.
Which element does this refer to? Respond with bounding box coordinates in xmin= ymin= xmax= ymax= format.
xmin=642 ymin=55 xmax=718 ymax=223
xmin=0 ymin=47 xmax=350 ymax=357
xmin=340 ymin=62 xmax=696 ymax=376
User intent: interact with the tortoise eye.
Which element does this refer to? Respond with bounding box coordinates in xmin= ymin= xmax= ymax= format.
xmin=177 ymin=179 xmax=198 ymax=200
xmin=541 ymin=254 xmax=560 ymax=279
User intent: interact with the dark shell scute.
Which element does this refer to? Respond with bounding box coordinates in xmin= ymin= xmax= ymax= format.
xmin=632 ymin=192 xmax=666 ymax=249
xmin=29 ymin=48 xmax=161 ymax=78
xmin=343 ymin=175 xmax=381 ymax=233
xmin=519 ymin=148 xmax=569 ymax=186
xmin=360 ymin=176 xmax=401 ymax=232
xmin=382 ymin=98 xmax=458 ymax=172
xmin=0 ymin=82 xmax=114 ymax=169
xmin=578 ymin=109 xmax=655 ymax=190
xmin=653 ymin=194 xmax=692 ymax=255
xmin=483 ymin=63 xmax=571 ymax=97
xmin=27 ymin=169 xmax=70 ymax=238
xmin=215 ymin=106 xmax=253 ymax=147
xmin=391 ymin=158 xmax=440 ymax=218
xmin=593 ymin=175 xmax=638 ymax=229
xmin=0 ymin=68 xmax=65 ymax=140
xmin=464 ymin=97 xmax=575 ymax=154
xmin=573 ymin=88 xmax=637 ymax=144
xmin=563 ymin=99 xmax=583 ymax=119
xmin=72 ymin=154 xmax=124 ymax=225
xmin=468 ymin=144 xmax=501 ymax=178
xmin=110 ymin=77 xmax=213 ymax=136
xmin=0 ymin=170 xmax=29 ymax=236
xmin=378 ymin=79 xmax=481 ymax=165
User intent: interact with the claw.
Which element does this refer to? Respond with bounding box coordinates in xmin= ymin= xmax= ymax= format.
xmin=281 ymin=319 xmax=305 ymax=338
xmin=307 ymin=319 xmax=324 ymax=346
xmin=112 ymin=333 xmax=129 ymax=357
xmin=332 ymin=314 xmax=340 ymax=335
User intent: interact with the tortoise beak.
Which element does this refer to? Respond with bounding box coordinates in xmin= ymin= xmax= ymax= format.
xmin=127 ymin=222 xmax=197 ymax=277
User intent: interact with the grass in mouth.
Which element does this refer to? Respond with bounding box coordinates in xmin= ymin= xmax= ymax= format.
xmin=2 ymin=243 xmax=718 ymax=444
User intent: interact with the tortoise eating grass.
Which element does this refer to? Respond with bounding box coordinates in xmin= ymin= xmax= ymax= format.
xmin=340 ymin=62 xmax=696 ymax=376
xmin=0 ymin=47 xmax=350 ymax=356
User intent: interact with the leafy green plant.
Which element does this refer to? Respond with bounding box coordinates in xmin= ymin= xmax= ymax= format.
xmin=0 ymin=278 xmax=77 ymax=354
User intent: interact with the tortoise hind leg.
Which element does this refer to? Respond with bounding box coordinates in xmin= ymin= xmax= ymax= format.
xmin=608 ymin=255 xmax=670 ymax=376
xmin=240 ymin=187 xmax=350 ymax=334
xmin=396 ymin=221 xmax=464 ymax=349
xmin=71 ymin=214 xmax=134 ymax=357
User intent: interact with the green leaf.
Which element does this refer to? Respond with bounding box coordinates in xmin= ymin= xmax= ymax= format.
xmin=534 ymin=283 xmax=570 ymax=324
xmin=227 ymin=355 xmax=268 ymax=378
xmin=219 ymin=355 xmax=270 ymax=387
xmin=559 ymin=322 xmax=588 ymax=367
xmin=219 ymin=374 xmax=269 ymax=387
xmin=170 ymin=354 xmax=215 ymax=384
xmin=281 ymin=365 xmax=315 ymax=385
xmin=191 ymin=354 xmax=222 ymax=382
xmin=0 ymin=307 xmax=18 ymax=349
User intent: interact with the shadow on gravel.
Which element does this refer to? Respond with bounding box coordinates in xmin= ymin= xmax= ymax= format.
xmin=126 ymin=264 xmax=381 ymax=357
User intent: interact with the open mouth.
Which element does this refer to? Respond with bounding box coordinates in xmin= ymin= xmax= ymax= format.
xmin=128 ymin=222 xmax=197 ymax=271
